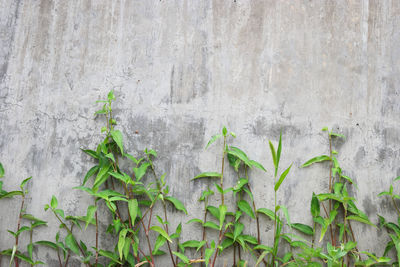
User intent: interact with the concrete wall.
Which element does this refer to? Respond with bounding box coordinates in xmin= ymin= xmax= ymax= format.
xmin=1 ymin=0 xmax=399 ymax=266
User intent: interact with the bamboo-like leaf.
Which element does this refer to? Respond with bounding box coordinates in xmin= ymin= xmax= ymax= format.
xmin=133 ymin=163 xmax=150 ymax=181
xmin=150 ymin=226 xmax=172 ymax=242
xmin=219 ymin=204 xmax=227 ymax=230
xmin=274 ymin=164 xmax=292 ymax=192
xmin=118 ymin=229 xmax=128 ymax=260
xmin=269 ymin=141 xmax=277 ymax=175
xmin=128 ymin=199 xmax=138 ymax=224
xmin=83 ymin=166 xmax=99 ymax=186
xmin=110 ymin=130 xmax=124 ymax=154
xmin=98 ymin=250 xmax=122 ymax=264
xmin=186 ymin=218 xmax=203 ymax=225
xmin=249 ymin=160 xmax=267 ymax=172
xmin=85 ymin=205 xmax=97 ymax=230
xmin=238 ymin=200 xmax=255 ymax=219
xmin=153 ymin=234 xmax=166 ymax=253
xmin=255 ymin=250 xmax=269 ymax=267
xmin=35 ymin=241 xmax=58 ymax=250
xmin=277 ymin=131 xmax=282 ymax=170
xmin=257 ymin=208 xmax=275 ymax=221
xmin=192 ymin=172 xmax=221 ymax=180
xmin=203 ymin=221 xmax=220 ymax=230
xmin=205 ymin=134 xmax=222 ymax=149
xmin=20 ymin=177 xmax=31 ymax=190
xmin=172 ymin=251 xmax=190 ymax=264
xmin=165 ymin=196 xmax=187 ymax=214
xmin=301 ymin=155 xmax=331 ymax=168
xmin=346 ymin=215 xmax=376 ymax=227
xmin=0 ymin=162 xmax=4 ymax=178
xmin=207 ymin=205 xmax=220 ymax=219
xmin=0 ymin=191 xmax=23 ymax=199
xmin=311 ymin=192 xmax=320 ymax=218
xmin=81 ymin=149 xmax=98 ymax=159
xmin=65 ymin=234 xmax=80 ymax=255
xmin=233 ymin=223 xmax=244 ymax=241
xmin=291 ymin=223 xmax=313 ymax=236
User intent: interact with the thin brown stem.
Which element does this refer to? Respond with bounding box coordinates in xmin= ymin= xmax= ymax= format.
xmin=392 ymin=197 xmax=400 ymax=217
xmin=95 ymin=206 xmax=99 ymax=266
xmin=141 ymin=220 xmax=155 ymax=267
xmin=56 ymin=249 xmax=62 ymax=267
xmin=14 ymin=194 xmax=25 ymax=267
xmin=162 ymin=202 xmax=176 ymax=267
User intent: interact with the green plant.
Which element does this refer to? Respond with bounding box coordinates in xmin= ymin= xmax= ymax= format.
xmin=378 ymin=175 xmax=400 ymax=266
xmin=296 ymin=128 xmax=376 ymax=266
xmin=43 ymin=90 xmax=189 ymax=267
xmin=0 ymin=164 xmax=47 ymax=267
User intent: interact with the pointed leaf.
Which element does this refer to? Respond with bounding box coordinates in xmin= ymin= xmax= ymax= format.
xmin=274 ymin=164 xmax=292 ymax=192
xmin=192 ymin=172 xmax=221 ymax=180
xmin=291 ymin=223 xmax=313 ymax=236
xmin=150 ymin=226 xmax=172 ymax=242
xmin=128 ymin=199 xmax=138 ymax=224
xmin=206 ymin=134 xmax=222 ymax=149
xmin=110 ymin=130 xmax=124 ymax=154
xmin=238 ymin=200 xmax=255 ymax=219
xmin=65 ymin=234 xmax=80 ymax=255
xmin=165 ymin=196 xmax=187 ymax=214
xmin=301 ymin=155 xmax=331 ymax=168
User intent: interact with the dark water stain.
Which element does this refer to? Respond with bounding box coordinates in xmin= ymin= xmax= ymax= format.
xmin=362 ymin=196 xmax=377 ymax=217
xmin=354 ymin=146 xmax=365 ymax=166
xmin=249 ymin=117 xmax=301 ymax=142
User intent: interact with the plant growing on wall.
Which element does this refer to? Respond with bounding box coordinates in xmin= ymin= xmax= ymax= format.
xmin=0 ymin=164 xmax=48 ymax=267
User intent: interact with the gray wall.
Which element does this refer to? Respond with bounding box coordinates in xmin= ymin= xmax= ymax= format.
xmin=1 ymin=0 xmax=399 ymax=266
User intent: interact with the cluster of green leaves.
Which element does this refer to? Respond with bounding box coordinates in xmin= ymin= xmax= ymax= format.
xmin=378 ymin=176 xmax=400 ymax=266
xmin=2 ymin=91 xmax=400 ymax=267
xmin=41 ymin=91 xmax=190 ymax=267
xmin=0 ymin=164 xmax=48 ymax=266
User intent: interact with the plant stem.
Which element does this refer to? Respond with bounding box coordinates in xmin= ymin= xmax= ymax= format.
xmin=328 ymin=133 xmax=336 ymax=247
xmin=272 ymin=174 xmax=277 ymax=266
xmin=392 ymin=197 xmax=400 ymax=217
xmin=14 ymin=194 xmax=25 ymax=267
xmin=201 ymin=197 xmax=208 ymax=267
xmin=220 ymin=136 xmax=226 ymax=205
xmin=141 ymin=220 xmax=155 ymax=266
xmin=95 ymin=202 xmax=99 ymax=267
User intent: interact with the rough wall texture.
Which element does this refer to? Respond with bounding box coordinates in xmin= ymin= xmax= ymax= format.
xmin=0 ymin=0 xmax=399 ymax=266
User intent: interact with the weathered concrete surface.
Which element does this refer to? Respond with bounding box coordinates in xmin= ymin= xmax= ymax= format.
xmin=0 ymin=0 xmax=399 ymax=265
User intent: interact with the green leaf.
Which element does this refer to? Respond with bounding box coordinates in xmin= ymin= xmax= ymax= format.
xmin=93 ymin=163 xmax=111 ymax=189
xmin=172 ymin=251 xmax=190 ymax=264
xmin=249 ymin=160 xmax=267 ymax=172
xmin=207 ymin=205 xmax=220 ymax=219
xmin=0 ymin=162 xmax=4 ymax=178
xmin=233 ymin=223 xmax=244 ymax=241
xmin=165 ymin=196 xmax=187 ymax=214
xmin=277 ymin=131 xmax=282 ymax=170
xmin=255 ymin=250 xmax=269 ymax=267
xmin=85 ymin=205 xmax=97 ymax=230
xmin=192 ymin=172 xmax=221 ymax=180
xmin=233 ymin=178 xmax=248 ymax=192
xmin=227 ymin=147 xmax=251 ymax=166
xmin=346 ymin=215 xmax=376 ymax=227
xmin=394 ymin=176 xmax=400 ymax=182
xmin=98 ymin=250 xmax=122 ymax=264
xmin=206 ymin=134 xmax=222 ymax=149
xmin=186 ymin=218 xmax=203 ymax=225
xmin=128 ymin=199 xmax=138 ymax=224
xmin=20 ymin=177 xmax=32 ymax=190
xmin=330 ymin=132 xmax=345 ymax=139
xmin=274 ymin=164 xmax=292 ymax=192
xmin=51 ymin=196 xmax=58 ymax=209
xmin=0 ymin=191 xmax=23 ymax=199
xmin=153 ymin=234 xmax=166 ymax=253
xmin=118 ymin=229 xmax=128 ymax=260
xmin=133 ymin=162 xmax=150 ymax=181
xmin=291 ymin=223 xmax=313 ymax=235
xmin=269 ymin=141 xmax=277 ymax=175
xmin=22 ymin=214 xmax=46 ymax=223
xmin=222 ymin=126 xmax=228 ymax=136
xmin=150 ymin=226 xmax=172 ymax=242
xmin=35 ymin=241 xmax=58 ymax=250
xmin=238 ymin=200 xmax=255 ymax=219
xmin=257 ymin=208 xmax=275 ymax=221
xmin=82 ymin=166 xmax=99 ymax=186
xmin=205 ymin=247 xmax=214 ymax=266
xmin=311 ymin=192 xmax=320 ymax=218
xmin=81 ymin=149 xmax=98 ymax=159
xmin=65 ymin=234 xmax=80 ymax=255
xmin=301 ymin=155 xmax=331 ymax=168
xmin=219 ymin=204 xmax=227 ymax=230
xmin=182 ymin=240 xmax=202 ymax=248
xmin=108 ymin=90 xmax=115 ymax=101
xmin=110 ymin=130 xmax=124 ymax=154
xmin=203 ymin=221 xmax=220 ymax=230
